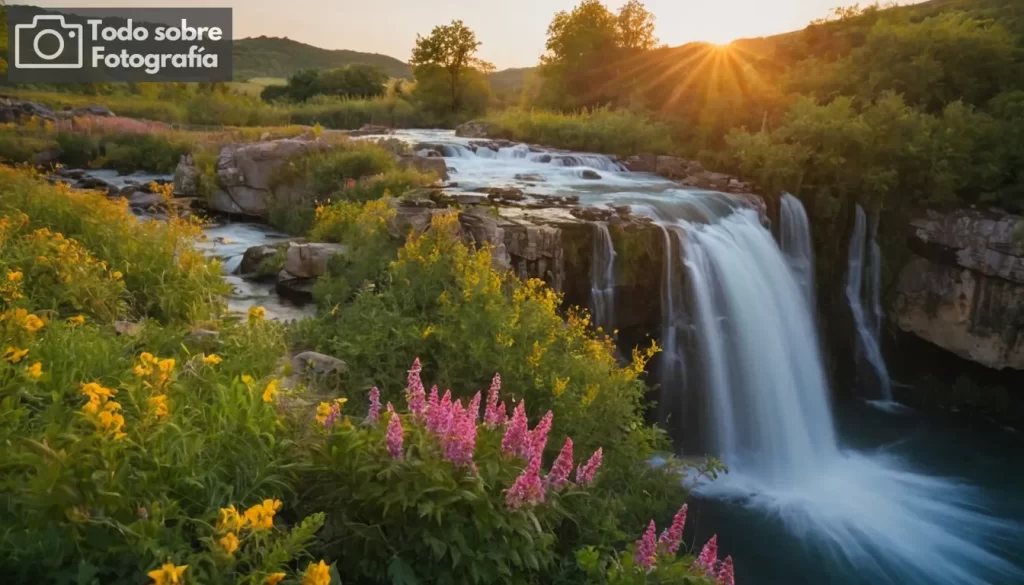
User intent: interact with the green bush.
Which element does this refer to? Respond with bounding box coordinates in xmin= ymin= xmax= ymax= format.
xmin=0 ymin=133 xmax=58 ymax=165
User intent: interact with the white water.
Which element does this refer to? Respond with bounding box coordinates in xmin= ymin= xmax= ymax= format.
xmin=590 ymin=223 xmax=617 ymax=330
xmin=846 ymin=205 xmax=893 ymax=402
xmin=779 ymin=193 xmax=815 ymax=308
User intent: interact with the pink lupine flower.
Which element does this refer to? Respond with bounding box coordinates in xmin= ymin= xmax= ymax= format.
xmin=484 ymin=373 xmax=504 ymax=427
xmin=658 ymin=503 xmax=687 ymax=555
xmin=546 ymin=437 xmax=573 ymax=491
xmin=366 ymin=386 xmax=382 ymax=425
xmin=634 ymin=520 xmax=658 ymax=571
xmin=386 ymin=411 xmax=404 ymax=459
xmin=506 ymin=453 xmax=545 ymax=510
xmin=501 ymin=401 xmax=530 ymax=457
xmin=425 ymin=386 xmax=444 ymax=433
xmin=717 ymin=556 xmax=735 ymax=585
xmin=693 ymin=535 xmax=719 ymax=574
xmin=386 ymin=402 xmax=395 ymax=414
xmin=576 ymin=447 xmax=603 ymax=487
xmin=529 ymin=410 xmax=553 ymax=457
xmin=324 ymin=402 xmax=342 ymax=428
xmin=406 ymin=358 xmax=426 ymax=418
xmin=468 ymin=391 xmax=482 ymax=423
xmin=443 ymin=400 xmax=477 ymax=468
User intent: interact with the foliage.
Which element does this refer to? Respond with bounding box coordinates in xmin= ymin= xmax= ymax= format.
xmin=265 ymin=65 xmax=390 ymax=103
xmin=410 ymin=20 xmax=495 ymax=119
xmin=482 ymin=107 xmax=675 ymax=157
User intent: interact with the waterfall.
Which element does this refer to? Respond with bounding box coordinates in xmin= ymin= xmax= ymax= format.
xmin=845 ymin=205 xmax=893 ymax=402
xmin=590 ymin=223 xmax=617 ymax=330
xmin=779 ymin=193 xmax=815 ymax=308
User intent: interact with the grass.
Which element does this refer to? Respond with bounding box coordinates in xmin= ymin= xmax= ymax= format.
xmin=228 ymin=77 xmax=287 ymax=97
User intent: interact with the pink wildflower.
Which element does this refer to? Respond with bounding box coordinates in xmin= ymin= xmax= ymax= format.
xmin=501 ymin=400 xmax=530 ymax=458
xmin=324 ymin=402 xmax=342 ymax=428
xmin=406 ymin=358 xmax=426 ymax=418
xmin=506 ymin=453 xmax=544 ymax=510
xmin=529 ymin=410 xmax=553 ymax=457
xmin=425 ymin=385 xmax=444 ymax=433
xmin=634 ymin=520 xmax=658 ymax=571
xmin=345 ymin=178 xmax=357 ymax=190
xmin=386 ymin=411 xmax=404 ymax=459
xmin=717 ymin=556 xmax=735 ymax=585
xmin=366 ymin=386 xmax=381 ymax=425
xmin=468 ymin=391 xmax=482 ymax=423
xmin=693 ymin=535 xmax=719 ymax=575
xmin=658 ymin=503 xmax=687 ymax=555
xmin=484 ymin=373 xmax=505 ymax=427
xmin=443 ymin=400 xmax=477 ymax=468
xmin=386 ymin=401 xmax=395 ymax=414
xmin=576 ymin=447 xmax=603 ymax=487
xmin=546 ymin=437 xmax=573 ymax=491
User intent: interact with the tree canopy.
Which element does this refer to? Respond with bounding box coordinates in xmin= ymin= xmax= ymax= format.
xmin=409 ymin=20 xmax=494 ymax=119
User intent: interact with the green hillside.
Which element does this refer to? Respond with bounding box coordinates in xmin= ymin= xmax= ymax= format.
xmin=233 ymin=36 xmax=412 ymax=80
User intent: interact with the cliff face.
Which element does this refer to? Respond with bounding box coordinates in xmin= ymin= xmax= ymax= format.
xmin=892 ymin=208 xmax=1024 ymax=370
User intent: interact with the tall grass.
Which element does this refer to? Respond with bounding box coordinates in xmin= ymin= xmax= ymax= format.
xmin=482 ymin=107 xmax=677 ymax=157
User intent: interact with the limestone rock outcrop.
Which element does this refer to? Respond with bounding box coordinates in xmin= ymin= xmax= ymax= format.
xmin=892 ymin=208 xmax=1024 ymax=370
xmin=210 ymin=136 xmax=330 ymax=216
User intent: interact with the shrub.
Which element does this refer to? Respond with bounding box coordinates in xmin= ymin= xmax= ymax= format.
xmin=0 ymin=131 xmax=58 ymax=165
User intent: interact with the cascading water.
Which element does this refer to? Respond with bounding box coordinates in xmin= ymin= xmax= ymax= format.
xmin=683 ymin=209 xmax=1021 ymax=585
xmin=590 ymin=223 xmax=617 ymax=330
xmin=846 ymin=205 xmax=893 ymax=402
xmin=779 ymin=193 xmax=815 ymax=308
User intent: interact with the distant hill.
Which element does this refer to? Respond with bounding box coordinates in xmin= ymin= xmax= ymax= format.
xmin=490 ymin=67 xmax=535 ymax=92
xmin=233 ymin=37 xmax=412 ymax=81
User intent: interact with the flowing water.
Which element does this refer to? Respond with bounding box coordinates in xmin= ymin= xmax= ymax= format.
xmin=846 ymin=205 xmax=894 ymax=402
xmin=590 ymin=222 xmax=617 ymax=330
xmin=90 ymin=132 xmax=1022 ymax=583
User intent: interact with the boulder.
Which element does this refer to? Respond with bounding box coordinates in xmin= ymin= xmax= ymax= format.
xmin=623 ymin=153 xmax=658 ymax=173
xmin=455 ymin=120 xmax=497 ymax=139
xmin=397 ymin=154 xmax=449 ymax=181
xmin=475 ymin=186 xmax=525 ymax=201
xmin=514 ymin=173 xmax=546 ymax=182
xmin=283 ymin=242 xmax=348 ymax=279
xmin=654 ymin=156 xmax=691 ymax=180
xmin=292 ymin=351 xmax=347 ymax=376
xmin=0 ymin=99 xmax=56 ymax=123
xmin=127 ymin=191 xmax=164 ymax=209
xmin=276 ymin=271 xmax=316 ymax=303
xmin=580 ymin=169 xmax=601 ymax=180
xmin=892 ymin=208 xmax=1024 ymax=370
xmin=210 ymin=136 xmax=329 ymax=216
xmin=238 ymin=244 xmax=283 ymax=276
xmin=454 ymin=192 xmax=488 ymax=206
xmin=173 ymin=154 xmax=201 ymax=197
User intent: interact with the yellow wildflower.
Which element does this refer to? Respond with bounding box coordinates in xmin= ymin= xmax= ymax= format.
xmin=24 ymin=314 xmax=45 ymax=333
xmin=262 ymin=379 xmax=279 ymax=403
xmin=26 ymin=361 xmax=43 ymax=379
xmin=98 ymin=405 xmax=127 ymax=440
xmin=248 ymin=305 xmax=266 ymax=321
xmin=218 ymin=531 xmax=239 ymax=556
xmin=315 ymin=402 xmax=331 ymax=425
xmin=7 ymin=270 xmax=22 ymax=282
xmin=302 ymin=560 xmax=331 ymax=585
xmin=266 ymin=573 xmax=286 ymax=585
xmin=243 ymin=498 xmax=281 ymax=532
xmin=241 ymin=374 xmax=255 ymax=385
xmin=553 ymin=377 xmax=569 ymax=397
xmin=3 ymin=346 xmax=29 ymax=363
xmin=421 ymin=325 xmax=436 ymax=339
xmin=67 ymin=315 xmax=86 ymax=327
xmin=147 ymin=562 xmax=188 ymax=585
xmin=148 ymin=394 xmax=169 ymax=419
xmin=217 ymin=505 xmax=245 ymax=533
xmin=111 ymin=271 xmax=123 ymax=281
xmin=80 ymin=382 xmax=117 ymax=414
xmin=202 ymin=353 xmax=223 ymax=365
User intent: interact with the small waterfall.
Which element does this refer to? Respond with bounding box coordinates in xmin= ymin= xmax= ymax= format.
xmin=589 ymin=223 xmax=617 ymax=330
xmin=551 ymin=154 xmax=625 ymax=172
xmin=845 ymin=205 xmax=892 ymax=402
xmin=779 ymin=193 xmax=815 ymax=308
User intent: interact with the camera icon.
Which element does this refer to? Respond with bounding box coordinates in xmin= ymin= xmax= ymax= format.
xmin=14 ymin=15 xmax=84 ymax=69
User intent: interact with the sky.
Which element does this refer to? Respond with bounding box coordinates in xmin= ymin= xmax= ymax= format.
xmin=26 ymin=0 xmax=900 ymax=69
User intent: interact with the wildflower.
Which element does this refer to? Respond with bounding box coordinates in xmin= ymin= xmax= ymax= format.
xmin=7 ymin=270 xmax=22 ymax=282
xmin=501 ymin=401 xmax=530 ymax=458
xmin=24 ymin=314 xmax=45 ymax=333
xmin=248 ymin=305 xmax=266 ymax=321
xmin=546 ymin=438 xmax=573 ymax=490
xmin=315 ymin=402 xmax=332 ymax=425
xmin=266 ymin=574 xmax=286 ymax=585
xmin=218 ymin=505 xmax=245 ymax=533
xmin=98 ymin=405 xmax=127 ymax=440
xmin=718 ymin=556 xmax=735 ymax=585
xmin=3 ymin=346 xmax=29 ymax=363
xmin=634 ymin=520 xmax=658 ymax=571
xmin=241 ymin=374 xmax=255 ymax=385
xmin=529 ymin=410 xmax=553 ymax=457
xmin=467 ymin=391 xmax=481 ymax=423
xmin=26 ymin=361 xmax=43 ymax=379
xmin=693 ymin=535 xmax=719 ymax=575
xmin=202 ymin=353 xmax=223 ymax=365
xmin=386 ymin=411 xmax=404 ymax=459
xmin=366 ymin=386 xmax=381 ymax=424
xmin=262 ymin=379 xmax=280 ymax=403
xmin=302 ymin=560 xmax=331 ymax=585
xmin=406 ymin=357 xmax=426 ymax=418
xmin=484 ymin=373 xmax=506 ymax=427
xmin=134 ymin=352 xmax=156 ymax=376
xmin=81 ymin=382 xmax=116 ymax=414
xmin=218 ymin=531 xmax=239 ymax=556
xmin=553 ymin=377 xmax=569 ymax=397
xmin=324 ymin=398 xmax=345 ymax=428
xmin=576 ymin=447 xmax=603 ymax=487
xmin=67 ymin=315 xmax=85 ymax=327
xmin=425 ymin=385 xmax=442 ymax=431
xmin=421 ymin=325 xmax=435 ymax=339
xmin=443 ymin=399 xmax=477 ymax=468
xmin=244 ymin=499 xmax=282 ymax=532
xmin=148 ymin=394 xmax=170 ymax=419
xmin=658 ymin=503 xmax=687 ymax=555
xmin=146 ymin=562 xmax=188 ymax=585
xmin=111 ymin=271 xmax=123 ymax=281
xmin=506 ymin=453 xmax=545 ymax=510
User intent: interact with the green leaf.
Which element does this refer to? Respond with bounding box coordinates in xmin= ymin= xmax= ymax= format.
xmin=388 ymin=556 xmax=419 ymax=585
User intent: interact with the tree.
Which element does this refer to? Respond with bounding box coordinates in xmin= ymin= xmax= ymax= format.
xmin=616 ymin=0 xmax=658 ymax=50
xmin=410 ymin=20 xmax=494 ymax=114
